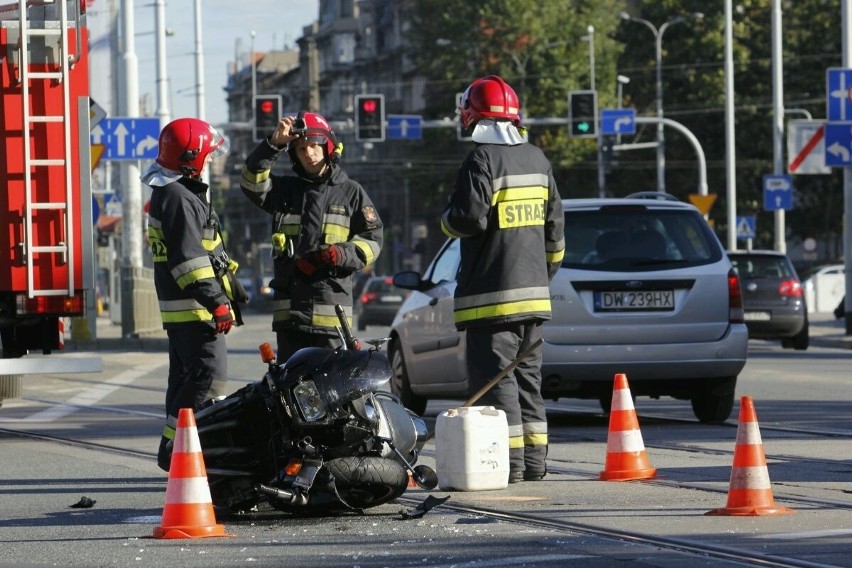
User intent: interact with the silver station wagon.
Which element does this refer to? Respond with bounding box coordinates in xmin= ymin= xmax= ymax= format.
xmin=390 ymin=195 xmax=749 ymax=423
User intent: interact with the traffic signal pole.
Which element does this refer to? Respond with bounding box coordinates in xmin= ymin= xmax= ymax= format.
xmin=616 ymin=117 xmax=707 ymax=196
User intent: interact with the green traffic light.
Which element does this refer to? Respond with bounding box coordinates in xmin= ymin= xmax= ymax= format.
xmin=577 ymin=122 xmax=590 ymax=133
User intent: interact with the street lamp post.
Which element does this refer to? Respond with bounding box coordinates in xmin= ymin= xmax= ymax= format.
xmin=619 ymin=11 xmax=703 ymax=193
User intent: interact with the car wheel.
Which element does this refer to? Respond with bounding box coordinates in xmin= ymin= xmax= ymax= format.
xmin=357 ymin=320 xmax=367 ymax=331
xmin=690 ymin=376 xmax=736 ymax=423
xmin=791 ymin=319 xmax=809 ymax=351
xmin=390 ymin=344 xmax=427 ymax=416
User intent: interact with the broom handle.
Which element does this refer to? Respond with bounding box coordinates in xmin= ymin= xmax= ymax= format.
xmin=463 ymin=338 xmax=544 ymax=407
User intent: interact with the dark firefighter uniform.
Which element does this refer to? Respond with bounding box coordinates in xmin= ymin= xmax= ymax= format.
xmin=240 ymin=139 xmax=383 ymax=361
xmin=147 ymin=175 xmax=239 ymax=462
xmin=441 ymin=143 xmax=565 ymax=479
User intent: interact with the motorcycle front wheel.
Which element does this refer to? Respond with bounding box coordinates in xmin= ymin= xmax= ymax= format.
xmin=325 ymin=456 xmax=409 ymax=510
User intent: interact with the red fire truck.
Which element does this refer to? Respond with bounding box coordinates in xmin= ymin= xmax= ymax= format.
xmin=0 ymin=0 xmax=100 ymax=404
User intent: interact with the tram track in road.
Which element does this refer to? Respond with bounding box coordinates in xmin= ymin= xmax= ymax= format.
xmin=395 ymin=495 xmax=840 ymax=568
xmin=6 ymin=424 xmax=847 ymax=522
xmin=3 ymin=401 xmax=851 ymax=568
xmin=1 ymin=425 xmax=841 ymax=568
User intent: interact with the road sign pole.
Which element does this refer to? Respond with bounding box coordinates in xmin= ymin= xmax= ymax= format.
xmin=771 ymin=0 xmax=786 ymax=254
xmin=842 ymin=0 xmax=852 ymax=334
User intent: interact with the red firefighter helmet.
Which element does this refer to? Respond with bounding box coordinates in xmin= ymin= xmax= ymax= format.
xmin=459 ymin=75 xmax=521 ymax=129
xmin=155 ymin=118 xmax=229 ymax=176
xmin=290 ymin=111 xmax=339 ymax=159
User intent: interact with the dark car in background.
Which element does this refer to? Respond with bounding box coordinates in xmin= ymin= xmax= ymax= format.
xmin=391 ymin=195 xmax=749 ymax=423
xmin=354 ymin=276 xmax=408 ymax=330
xmin=727 ymin=250 xmax=808 ymax=350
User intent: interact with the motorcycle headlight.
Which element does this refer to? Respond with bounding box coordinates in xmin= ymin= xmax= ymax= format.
xmin=292 ymin=380 xmax=327 ymax=422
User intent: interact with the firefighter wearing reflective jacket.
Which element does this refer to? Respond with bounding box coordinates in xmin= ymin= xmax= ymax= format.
xmin=441 ymin=76 xmax=565 ymax=484
xmin=142 ymin=117 xmax=245 ymax=472
xmin=241 ymin=111 xmax=383 ymax=362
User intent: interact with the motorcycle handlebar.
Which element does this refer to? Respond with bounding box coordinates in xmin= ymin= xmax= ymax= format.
xmin=335 ymin=304 xmax=360 ymax=351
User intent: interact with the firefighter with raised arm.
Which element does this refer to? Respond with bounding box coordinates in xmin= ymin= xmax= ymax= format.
xmin=142 ymin=118 xmax=247 ymax=471
xmin=441 ymin=76 xmax=565 ymax=483
xmin=241 ymin=111 xmax=383 ymax=362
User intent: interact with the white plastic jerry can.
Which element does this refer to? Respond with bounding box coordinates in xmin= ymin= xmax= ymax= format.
xmin=435 ymin=406 xmax=510 ymax=491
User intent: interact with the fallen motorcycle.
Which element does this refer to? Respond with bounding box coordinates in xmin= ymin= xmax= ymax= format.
xmin=193 ymin=305 xmax=437 ymax=515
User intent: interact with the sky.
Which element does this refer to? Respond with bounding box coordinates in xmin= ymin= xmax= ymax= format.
xmin=90 ymin=0 xmax=319 ymax=127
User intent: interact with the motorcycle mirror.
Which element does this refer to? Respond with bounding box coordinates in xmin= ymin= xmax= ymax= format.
xmin=412 ymin=465 xmax=438 ymax=490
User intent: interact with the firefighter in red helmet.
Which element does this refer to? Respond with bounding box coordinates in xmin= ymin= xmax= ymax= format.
xmin=241 ymin=110 xmax=383 ymax=362
xmin=142 ymin=117 xmax=247 ymax=471
xmin=442 ymin=76 xmax=565 ymax=483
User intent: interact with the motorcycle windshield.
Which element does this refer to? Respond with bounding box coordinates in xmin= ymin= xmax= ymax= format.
xmin=279 ymin=347 xmax=391 ymax=407
xmin=313 ymin=349 xmax=391 ymax=406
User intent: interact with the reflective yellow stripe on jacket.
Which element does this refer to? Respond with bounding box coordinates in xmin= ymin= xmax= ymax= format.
xmin=453 ymin=286 xmax=551 ymax=325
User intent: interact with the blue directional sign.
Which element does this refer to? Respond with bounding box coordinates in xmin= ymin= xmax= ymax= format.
xmin=386 ymin=115 xmax=422 ymax=140
xmin=90 ymin=117 xmax=161 ymax=161
xmin=736 ymin=216 xmax=756 ymax=240
xmin=824 ymin=122 xmax=852 ymax=167
xmin=763 ymin=174 xmax=793 ymax=211
xmin=600 ymin=108 xmax=636 ymax=136
xmin=826 ymin=68 xmax=852 ymax=122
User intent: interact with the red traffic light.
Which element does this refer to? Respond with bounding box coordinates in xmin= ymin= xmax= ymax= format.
xmin=361 ymin=99 xmax=377 ymax=113
xmin=260 ymin=100 xmax=275 ymax=113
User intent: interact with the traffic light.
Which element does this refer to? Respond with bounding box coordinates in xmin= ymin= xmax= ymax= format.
xmin=569 ymin=90 xmax=598 ymax=138
xmin=253 ymin=94 xmax=282 ymax=142
xmin=355 ymin=94 xmax=385 ymax=142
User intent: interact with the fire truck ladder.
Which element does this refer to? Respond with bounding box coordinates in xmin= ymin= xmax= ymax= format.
xmin=16 ymin=0 xmax=78 ymax=298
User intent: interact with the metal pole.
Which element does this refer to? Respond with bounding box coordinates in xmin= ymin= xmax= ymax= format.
xmin=842 ymin=0 xmax=852 ymax=333
xmin=250 ymin=30 xmax=257 ymax=117
xmin=118 ymin=0 xmax=141 ymax=270
xmin=725 ymin=0 xmax=738 ymax=251
xmin=193 ymin=0 xmax=205 ymax=120
xmin=633 ymin=117 xmax=707 ymax=196
xmin=771 ymin=0 xmax=785 ymax=253
xmin=654 ymin=26 xmax=665 ymax=193
xmin=587 ymin=25 xmax=595 ymax=92
xmin=154 ymin=0 xmax=169 ymax=125
xmin=588 ymin=25 xmax=605 ymax=198
xmin=617 ymin=75 xmax=629 ymax=145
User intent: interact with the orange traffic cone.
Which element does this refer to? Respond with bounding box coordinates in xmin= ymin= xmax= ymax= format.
xmin=599 ymin=373 xmax=656 ymax=481
xmin=706 ymin=396 xmax=794 ymax=516
xmin=154 ymin=408 xmax=232 ymax=539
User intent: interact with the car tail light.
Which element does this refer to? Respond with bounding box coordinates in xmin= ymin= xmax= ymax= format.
xmin=778 ymin=279 xmax=803 ymax=298
xmin=728 ymin=269 xmax=744 ymax=323
xmin=360 ymin=292 xmax=378 ymax=304
xmin=16 ymin=292 xmax=85 ymax=316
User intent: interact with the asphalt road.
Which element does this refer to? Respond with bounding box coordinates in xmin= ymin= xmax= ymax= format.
xmin=0 ymin=310 xmax=849 ymax=567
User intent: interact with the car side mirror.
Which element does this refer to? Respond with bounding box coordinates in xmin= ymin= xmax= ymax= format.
xmin=393 ymin=271 xmax=422 ymax=291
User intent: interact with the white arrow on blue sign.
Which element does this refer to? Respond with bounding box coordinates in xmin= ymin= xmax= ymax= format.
xmin=90 ymin=117 xmax=161 ymax=161
xmin=386 ymin=115 xmax=422 ymax=140
xmin=824 ymin=122 xmax=852 ymax=167
xmin=600 ymin=108 xmax=636 ymax=136
xmin=736 ymin=216 xmax=756 ymax=240
xmin=762 ymin=174 xmax=793 ymax=211
xmin=826 ymin=68 xmax=852 ymax=122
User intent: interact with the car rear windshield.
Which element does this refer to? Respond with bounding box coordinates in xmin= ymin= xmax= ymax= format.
xmin=729 ymin=255 xmax=796 ymax=279
xmin=366 ymin=277 xmax=401 ymax=294
xmin=563 ymin=206 xmax=723 ymax=272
